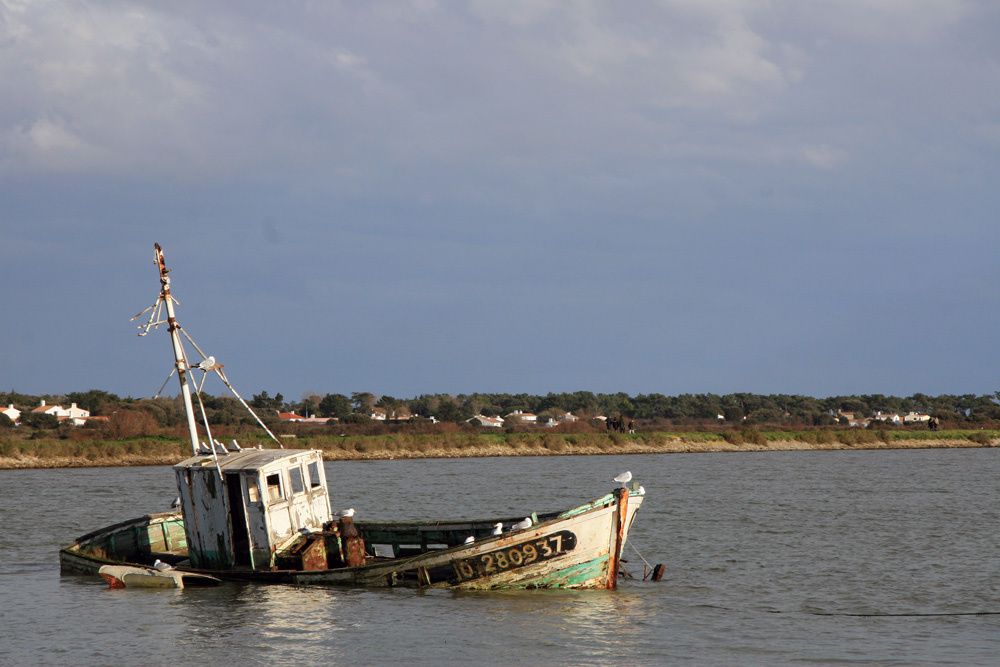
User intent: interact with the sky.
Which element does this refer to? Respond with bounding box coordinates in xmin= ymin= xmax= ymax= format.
xmin=2 ymin=0 xmax=999 ymax=400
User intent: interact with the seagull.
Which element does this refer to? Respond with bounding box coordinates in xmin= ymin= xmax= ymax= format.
xmin=171 ymin=496 xmax=181 ymax=509
xmin=197 ymin=356 xmax=222 ymax=372
xmin=637 ymin=485 xmax=645 ymax=495
xmin=509 ymin=517 xmax=532 ymax=531
xmin=153 ymin=559 xmax=172 ymax=571
xmin=338 ymin=508 xmax=356 ymax=518
xmin=463 ymin=535 xmax=476 ymax=544
xmin=491 ymin=522 xmax=503 ymax=535
xmin=613 ymin=470 xmax=633 ymax=487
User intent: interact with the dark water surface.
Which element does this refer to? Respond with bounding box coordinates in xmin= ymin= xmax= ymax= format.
xmin=1 ymin=449 xmax=998 ymax=665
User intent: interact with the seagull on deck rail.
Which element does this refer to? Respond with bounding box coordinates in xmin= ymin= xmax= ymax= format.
xmin=509 ymin=517 xmax=532 ymax=531
xmin=613 ymin=470 xmax=633 ymax=487
xmin=491 ymin=522 xmax=503 ymax=535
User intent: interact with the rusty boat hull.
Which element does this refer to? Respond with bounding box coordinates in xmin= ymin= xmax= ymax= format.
xmin=61 ymin=487 xmax=643 ymax=590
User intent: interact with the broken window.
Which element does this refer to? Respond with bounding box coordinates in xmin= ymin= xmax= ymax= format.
xmin=307 ymin=461 xmax=322 ymax=489
xmin=289 ymin=466 xmax=305 ymax=495
xmin=247 ymin=479 xmax=260 ymax=503
xmin=266 ymin=472 xmax=283 ymax=502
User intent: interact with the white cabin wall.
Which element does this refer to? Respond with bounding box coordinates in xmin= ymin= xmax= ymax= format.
xmin=242 ymin=472 xmax=271 ymax=569
xmin=183 ymin=468 xmax=235 ymax=569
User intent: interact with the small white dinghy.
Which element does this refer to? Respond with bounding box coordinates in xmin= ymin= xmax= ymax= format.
xmin=98 ymin=564 xmax=221 ymax=589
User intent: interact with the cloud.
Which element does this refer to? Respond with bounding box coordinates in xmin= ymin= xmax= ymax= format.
xmin=801 ymin=144 xmax=848 ymax=169
xmin=0 ymin=0 xmax=996 ymax=195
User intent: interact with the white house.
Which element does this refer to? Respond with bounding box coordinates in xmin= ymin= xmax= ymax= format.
xmin=1 ymin=404 xmax=20 ymax=424
xmin=467 ymin=415 xmax=504 ymax=428
xmin=30 ymin=400 xmax=91 ymax=426
xmin=903 ymin=412 xmax=931 ymax=423
xmin=504 ymin=410 xmax=537 ymax=423
xmin=557 ymin=411 xmax=579 ymax=423
xmin=873 ymin=411 xmax=902 ymax=424
xmin=370 ymin=408 xmax=387 ymax=421
xmin=32 ymin=400 xmax=62 ymax=418
xmin=299 ymin=416 xmax=335 ymax=424
xmin=64 ymin=403 xmax=90 ymax=422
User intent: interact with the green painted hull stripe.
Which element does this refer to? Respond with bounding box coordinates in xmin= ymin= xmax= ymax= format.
xmin=493 ymin=554 xmax=610 ymax=589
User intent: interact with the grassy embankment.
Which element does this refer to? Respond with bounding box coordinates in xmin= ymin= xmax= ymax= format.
xmin=0 ymin=429 xmax=996 ymax=469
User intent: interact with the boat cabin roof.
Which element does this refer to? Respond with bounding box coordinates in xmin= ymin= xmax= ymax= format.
xmin=174 ymin=448 xmax=322 ymax=473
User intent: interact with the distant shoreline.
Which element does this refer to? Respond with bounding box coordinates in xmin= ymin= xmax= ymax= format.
xmin=0 ymin=434 xmax=994 ymax=470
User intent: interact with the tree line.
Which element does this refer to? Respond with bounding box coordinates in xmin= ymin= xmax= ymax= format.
xmin=3 ymin=388 xmax=1000 ymax=430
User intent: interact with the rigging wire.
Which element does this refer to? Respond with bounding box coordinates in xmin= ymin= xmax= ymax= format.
xmin=178 ymin=327 xmax=282 ymax=448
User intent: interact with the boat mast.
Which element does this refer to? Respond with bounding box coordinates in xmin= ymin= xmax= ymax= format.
xmin=154 ymin=243 xmax=201 ymax=456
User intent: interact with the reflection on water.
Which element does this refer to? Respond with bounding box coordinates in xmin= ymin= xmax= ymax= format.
xmin=1 ymin=450 xmax=999 ymax=665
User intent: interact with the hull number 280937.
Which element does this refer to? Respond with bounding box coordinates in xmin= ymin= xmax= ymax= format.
xmin=452 ymin=530 xmax=578 ymax=582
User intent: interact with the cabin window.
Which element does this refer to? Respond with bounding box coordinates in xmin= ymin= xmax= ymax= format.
xmin=307 ymin=461 xmax=322 ymax=489
xmin=266 ymin=473 xmax=284 ymax=502
xmin=247 ymin=480 xmax=260 ymax=503
xmin=289 ymin=466 xmax=305 ymax=495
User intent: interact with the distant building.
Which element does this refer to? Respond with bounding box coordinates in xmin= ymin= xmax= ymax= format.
xmin=31 ymin=400 xmax=90 ymax=426
xmin=64 ymin=403 xmax=90 ymax=422
xmin=903 ymin=412 xmax=931 ymax=423
xmin=873 ymin=411 xmax=902 ymax=424
xmin=1 ymin=404 xmax=21 ymax=424
xmin=504 ymin=410 xmax=537 ymax=423
xmin=299 ymin=417 xmax=335 ymax=424
xmin=467 ymin=415 xmax=504 ymax=428
xmin=32 ymin=400 xmax=62 ymax=418
xmin=557 ymin=411 xmax=579 ymax=423
xmin=277 ymin=411 xmax=305 ymax=422
xmin=370 ymin=408 xmax=387 ymax=421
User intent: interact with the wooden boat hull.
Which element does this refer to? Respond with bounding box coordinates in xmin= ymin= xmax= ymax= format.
xmin=61 ymin=488 xmax=644 ymax=590
xmin=98 ymin=564 xmax=222 ymax=589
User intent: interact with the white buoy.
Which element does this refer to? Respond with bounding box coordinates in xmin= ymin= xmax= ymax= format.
xmin=613 ymin=470 xmax=633 ymax=487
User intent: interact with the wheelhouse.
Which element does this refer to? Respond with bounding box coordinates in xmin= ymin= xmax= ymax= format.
xmin=174 ymin=449 xmax=332 ymax=570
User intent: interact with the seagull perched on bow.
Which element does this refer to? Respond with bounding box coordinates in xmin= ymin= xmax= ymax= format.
xmin=464 ymin=535 xmax=476 ymax=544
xmin=491 ymin=522 xmax=503 ymax=535
xmin=509 ymin=517 xmax=532 ymax=531
xmin=613 ymin=470 xmax=633 ymax=487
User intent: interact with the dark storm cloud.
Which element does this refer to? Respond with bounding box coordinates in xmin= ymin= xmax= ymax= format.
xmin=1 ymin=1 xmax=999 ymax=397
